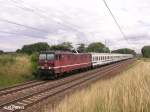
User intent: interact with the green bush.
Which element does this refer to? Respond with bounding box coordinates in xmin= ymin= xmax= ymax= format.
xmin=21 ymin=42 xmax=50 ymax=54
xmin=112 ymin=48 xmax=136 ymax=55
xmin=0 ymin=55 xmax=16 ymax=65
xmin=142 ymin=46 xmax=150 ymax=58
xmin=0 ymin=50 xmax=4 ymax=54
xmin=30 ymin=53 xmax=39 ymax=76
xmin=0 ymin=54 xmax=33 ymax=88
xmin=50 ymin=42 xmax=73 ymax=51
xmin=86 ymin=42 xmax=110 ymax=53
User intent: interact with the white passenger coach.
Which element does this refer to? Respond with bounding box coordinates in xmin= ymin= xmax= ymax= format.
xmin=91 ymin=53 xmax=133 ymax=67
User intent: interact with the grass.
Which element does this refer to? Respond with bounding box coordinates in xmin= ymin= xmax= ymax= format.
xmin=0 ymin=54 xmax=34 ymax=88
xmin=45 ymin=60 xmax=150 ymax=112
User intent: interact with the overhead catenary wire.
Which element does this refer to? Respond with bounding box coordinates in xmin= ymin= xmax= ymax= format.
xmin=0 ymin=30 xmax=46 ymax=39
xmin=0 ymin=18 xmax=49 ymax=33
xmin=6 ymin=0 xmax=82 ymax=32
xmin=101 ymin=0 xmax=130 ymax=44
xmin=0 ymin=0 xmax=89 ymax=44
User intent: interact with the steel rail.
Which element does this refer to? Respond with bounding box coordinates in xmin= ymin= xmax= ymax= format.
xmin=0 ymin=81 xmax=48 ymax=96
xmin=0 ymin=60 xmax=121 ymax=108
xmin=0 ymin=59 xmax=134 ymax=112
xmin=0 ymin=60 xmax=123 ymax=98
xmin=16 ymin=59 xmax=133 ymax=112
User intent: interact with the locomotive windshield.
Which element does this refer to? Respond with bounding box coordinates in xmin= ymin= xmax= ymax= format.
xmin=39 ymin=53 xmax=55 ymax=60
xmin=39 ymin=54 xmax=46 ymax=60
xmin=47 ymin=54 xmax=55 ymax=60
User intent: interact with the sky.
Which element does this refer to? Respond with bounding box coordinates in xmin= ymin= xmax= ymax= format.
xmin=0 ymin=0 xmax=150 ymax=53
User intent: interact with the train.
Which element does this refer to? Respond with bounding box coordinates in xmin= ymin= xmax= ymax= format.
xmin=37 ymin=51 xmax=133 ymax=79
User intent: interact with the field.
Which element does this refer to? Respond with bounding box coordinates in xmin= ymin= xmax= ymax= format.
xmin=0 ymin=54 xmax=34 ymax=88
xmin=45 ymin=59 xmax=150 ymax=112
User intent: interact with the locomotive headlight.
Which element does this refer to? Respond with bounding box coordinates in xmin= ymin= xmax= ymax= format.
xmin=41 ymin=66 xmax=44 ymax=69
xmin=49 ymin=67 xmax=51 ymax=69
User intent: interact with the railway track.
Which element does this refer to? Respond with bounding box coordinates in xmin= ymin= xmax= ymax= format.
xmin=0 ymin=60 xmax=127 ymax=102
xmin=0 ymin=59 xmax=134 ymax=112
xmin=0 ymin=80 xmax=48 ymax=96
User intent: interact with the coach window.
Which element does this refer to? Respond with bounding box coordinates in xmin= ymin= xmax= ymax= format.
xmin=47 ymin=54 xmax=55 ymax=60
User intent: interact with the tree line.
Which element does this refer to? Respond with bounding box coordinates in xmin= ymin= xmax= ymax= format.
xmin=1 ymin=42 xmax=150 ymax=58
xmin=16 ymin=42 xmax=110 ymax=54
xmin=0 ymin=50 xmax=3 ymax=54
xmin=16 ymin=42 xmax=135 ymax=55
xmin=142 ymin=46 xmax=150 ymax=58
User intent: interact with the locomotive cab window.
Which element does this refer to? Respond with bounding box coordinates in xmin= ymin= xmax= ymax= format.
xmin=39 ymin=53 xmax=55 ymax=60
xmin=39 ymin=54 xmax=46 ymax=60
xmin=47 ymin=54 xmax=55 ymax=60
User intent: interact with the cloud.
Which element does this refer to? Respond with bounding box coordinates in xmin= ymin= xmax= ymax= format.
xmin=0 ymin=0 xmax=150 ymax=53
xmin=119 ymin=33 xmax=150 ymax=42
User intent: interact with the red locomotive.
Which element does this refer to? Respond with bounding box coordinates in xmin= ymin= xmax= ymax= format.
xmin=38 ymin=51 xmax=91 ymax=79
